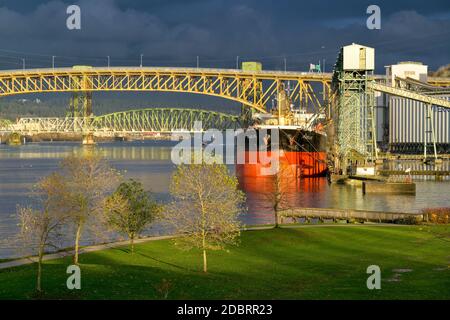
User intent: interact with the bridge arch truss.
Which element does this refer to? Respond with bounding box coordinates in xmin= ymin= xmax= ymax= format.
xmin=10 ymin=108 xmax=242 ymax=134
xmin=0 ymin=67 xmax=332 ymax=114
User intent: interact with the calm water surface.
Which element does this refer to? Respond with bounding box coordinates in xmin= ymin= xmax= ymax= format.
xmin=1 ymin=141 xmax=449 ymax=258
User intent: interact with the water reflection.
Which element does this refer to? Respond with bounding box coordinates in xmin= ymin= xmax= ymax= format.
xmin=0 ymin=141 xmax=176 ymax=161
xmin=0 ymin=141 xmax=449 ymax=258
xmin=237 ymin=172 xmax=449 ymax=225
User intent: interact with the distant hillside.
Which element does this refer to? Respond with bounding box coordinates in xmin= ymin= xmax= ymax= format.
xmin=431 ymin=64 xmax=450 ymax=77
xmin=0 ymin=92 xmax=240 ymax=120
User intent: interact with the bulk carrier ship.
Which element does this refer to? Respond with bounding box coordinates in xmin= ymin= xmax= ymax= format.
xmin=236 ymin=88 xmax=328 ymax=181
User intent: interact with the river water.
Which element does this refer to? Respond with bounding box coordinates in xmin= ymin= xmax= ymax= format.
xmin=1 ymin=140 xmax=449 ymax=259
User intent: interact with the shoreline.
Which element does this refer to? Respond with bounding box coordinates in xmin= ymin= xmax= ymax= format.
xmin=0 ymin=132 xmax=173 ymax=144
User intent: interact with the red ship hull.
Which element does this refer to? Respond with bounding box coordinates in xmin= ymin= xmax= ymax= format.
xmin=236 ymin=150 xmax=328 ymax=179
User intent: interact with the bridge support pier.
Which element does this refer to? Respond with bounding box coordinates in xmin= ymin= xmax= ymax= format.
xmin=82 ymin=133 xmax=95 ymax=145
xmin=6 ymin=132 xmax=23 ymax=146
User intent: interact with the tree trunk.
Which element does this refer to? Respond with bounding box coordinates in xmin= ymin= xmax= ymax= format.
xmin=130 ymin=236 xmax=135 ymax=254
xmin=274 ymin=200 xmax=280 ymax=228
xmin=36 ymin=245 xmax=44 ymax=292
xmin=74 ymin=223 xmax=82 ymax=264
xmin=203 ymin=249 xmax=208 ymax=273
xmin=274 ymin=208 xmax=279 ymax=228
xmin=200 ymin=200 xmax=207 ymax=273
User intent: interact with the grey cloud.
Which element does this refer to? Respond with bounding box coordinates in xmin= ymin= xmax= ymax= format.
xmin=0 ymin=0 xmax=448 ymax=71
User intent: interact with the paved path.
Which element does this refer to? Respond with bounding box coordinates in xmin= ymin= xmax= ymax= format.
xmin=0 ymin=223 xmax=407 ymax=270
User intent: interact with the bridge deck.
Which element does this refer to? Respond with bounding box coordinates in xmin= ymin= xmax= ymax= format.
xmin=0 ymin=67 xmax=446 ymax=84
xmin=0 ymin=67 xmax=333 ymax=81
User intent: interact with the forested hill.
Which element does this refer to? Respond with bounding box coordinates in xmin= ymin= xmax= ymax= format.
xmin=431 ymin=64 xmax=450 ymax=77
xmin=0 ymin=92 xmax=239 ymax=120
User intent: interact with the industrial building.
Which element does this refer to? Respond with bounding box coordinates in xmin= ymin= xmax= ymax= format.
xmin=376 ymin=62 xmax=450 ymax=154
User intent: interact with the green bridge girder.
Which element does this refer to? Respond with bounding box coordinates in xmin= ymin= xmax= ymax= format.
xmin=93 ymin=108 xmax=242 ymax=132
xmin=12 ymin=108 xmax=243 ymax=134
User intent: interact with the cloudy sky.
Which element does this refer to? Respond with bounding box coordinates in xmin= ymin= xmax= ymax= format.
xmin=0 ymin=0 xmax=449 ymax=72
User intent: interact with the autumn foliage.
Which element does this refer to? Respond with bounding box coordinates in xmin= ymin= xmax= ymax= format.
xmin=422 ymin=207 xmax=450 ymax=224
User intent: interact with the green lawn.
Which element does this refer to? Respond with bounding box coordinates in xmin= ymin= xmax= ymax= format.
xmin=0 ymin=225 xmax=449 ymax=300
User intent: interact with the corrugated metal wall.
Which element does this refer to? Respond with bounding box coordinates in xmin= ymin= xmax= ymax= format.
xmin=389 ymin=95 xmax=450 ymax=144
xmin=375 ymin=92 xmax=388 ymax=143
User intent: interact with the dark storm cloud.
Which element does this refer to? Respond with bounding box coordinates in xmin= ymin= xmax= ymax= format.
xmin=0 ymin=0 xmax=448 ymax=71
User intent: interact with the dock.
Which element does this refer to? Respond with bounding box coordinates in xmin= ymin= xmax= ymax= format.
xmin=278 ymin=207 xmax=423 ymax=225
xmin=378 ymin=170 xmax=450 ymax=181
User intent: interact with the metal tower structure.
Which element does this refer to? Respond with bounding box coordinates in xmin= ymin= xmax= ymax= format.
xmin=67 ymin=66 xmax=94 ymax=144
xmin=332 ymin=44 xmax=378 ymax=174
xmin=68 ymin=91 xmax=92 ymax=118
xmin=67 ymin=67 xmax=93 ymax=118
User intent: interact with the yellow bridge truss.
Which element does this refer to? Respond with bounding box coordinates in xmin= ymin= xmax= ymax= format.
xmin=0 ymin=67 xmax=334 ymax=114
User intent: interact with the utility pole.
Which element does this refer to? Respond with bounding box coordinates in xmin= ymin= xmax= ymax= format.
xmin=107 ymin=56 xmax=110 ymax=68
xmin=52 ymin=56 xmax=55 ymax=69
xmin=236 ymin=56 xmax=239 ymax=70
xmin=140 ymin=54 xmax=143 ymax=67
xmin=196 ymin=56 xmax=199 ymax=69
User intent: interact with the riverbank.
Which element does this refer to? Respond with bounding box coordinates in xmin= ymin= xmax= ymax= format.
xmin=0 ymin=225 xmax=448 ymax=299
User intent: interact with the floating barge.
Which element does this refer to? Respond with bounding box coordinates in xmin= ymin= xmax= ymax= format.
xmin=362 ymin=181 xmax=416 ymax=194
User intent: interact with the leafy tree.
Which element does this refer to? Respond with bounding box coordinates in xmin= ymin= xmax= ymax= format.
xmin=15 ymin=173 xmax=70 ymax=292
xmin=59 ymin=153 xmax=121 ymax=264
xmin=166 ymin=162 xmax=245 ymax=273
xmin=103 ymin=179 xmax=161 ymax=253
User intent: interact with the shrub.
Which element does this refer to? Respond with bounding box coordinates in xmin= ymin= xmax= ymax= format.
xmin=421 ymin=208 xmax=450 ymax=224
xmin=395 ymin=215 xmax=421 ymax=225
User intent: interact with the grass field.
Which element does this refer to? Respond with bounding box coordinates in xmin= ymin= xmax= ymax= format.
xmin=0 ymin=225 xmax=449 ymax=300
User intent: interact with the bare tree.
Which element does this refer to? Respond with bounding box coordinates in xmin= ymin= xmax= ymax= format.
xmin=59 ymin=153 xmax=121 ymax=264
xmin=15 ymin=173 xmax=70 ymax=292
xmin=103 ymin=179 xmax=161 ymax=253
xmin=264 ymin=163 xmax=294 ymax=227
xmin=166 ymin=163 xmax=246 ymax=273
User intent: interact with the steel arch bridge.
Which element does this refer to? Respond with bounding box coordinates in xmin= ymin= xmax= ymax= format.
xmin=10 ymin=108 xmax=242 ymax=134
xmin=1 ymin=66 xmax=447 ymax=116
xmin=0 ymin=67 xmax=333 ymax=114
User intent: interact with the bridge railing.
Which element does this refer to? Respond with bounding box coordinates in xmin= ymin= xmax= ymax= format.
xmin=0 ymin=66 xmax=333 ymax=78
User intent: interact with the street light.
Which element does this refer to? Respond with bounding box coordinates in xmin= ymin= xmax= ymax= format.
xmin=140 ymin=54 xmax=143 ymax=67
xmin=107 ymin=56 xmax=110 ymax=68
xmin=52 ymin=56 xmax=56 ymax=69
xmin=321 ymin=45 xmax=326 ymax=73
xmin=22 ymin=58 xmax=25 ymax=70
xmin=196 ymin=56 xmax=199 ymax=69
xmin=284 ymin=56 xmax=290 ymax=93
xmin=236 ymin=56 xmax=239 ymax=70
